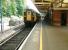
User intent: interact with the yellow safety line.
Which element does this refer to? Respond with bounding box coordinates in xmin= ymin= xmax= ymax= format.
xmin=40 ymin=21 xmax=42 ymax=50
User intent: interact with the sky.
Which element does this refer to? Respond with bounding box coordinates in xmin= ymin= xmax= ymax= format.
xmin=26 ymin=0 xmax=41 ymax=14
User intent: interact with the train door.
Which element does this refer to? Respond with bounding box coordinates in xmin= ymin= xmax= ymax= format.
xmin=61 ymin=11 xmax=67 ymax=26
xmin=24 ymin=12 xmax=26 ymax=21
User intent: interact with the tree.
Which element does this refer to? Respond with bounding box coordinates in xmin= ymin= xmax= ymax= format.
xmin=15 ymin=0 xmax=25 ymax=16
xmin=2 ymin=0 xmax=25 ymax=17
xmin=10 ymin=0 xmax=17 ymax=15
xmin=2 ymin=0 xmax=7 ymax=16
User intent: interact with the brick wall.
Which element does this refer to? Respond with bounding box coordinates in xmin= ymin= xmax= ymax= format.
xmin=52 ymin=10 xmax=61 ymax=26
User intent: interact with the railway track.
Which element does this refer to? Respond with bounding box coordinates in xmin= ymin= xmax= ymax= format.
xmin=0 ymin=26 xmax=34 ymax=50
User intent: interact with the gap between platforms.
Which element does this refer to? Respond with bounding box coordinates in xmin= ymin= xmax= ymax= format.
xmin=0 ymin=24 xmax=25 ymax=46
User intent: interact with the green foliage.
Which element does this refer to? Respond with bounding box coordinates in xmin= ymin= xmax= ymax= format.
xmin=10 ymin=0 xmax=17 ymax=15
xmin=2 ymin=0 xmax=7 ymax=16
xmin=2 ymin=6 xmax=7 ymax=16
xmin=2 ymin=0 xmax=25 ymax=17
xmin=15 ymin=0 xmax=24 ymax=16
xmin=6 ymin=5 xmax=11 ymax=17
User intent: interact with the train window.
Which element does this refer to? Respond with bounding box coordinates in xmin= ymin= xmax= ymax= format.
xmin=27 ymin=11 xmax=31 ymax=15
xmin=24 ymin=12 xmax=26 ymax=15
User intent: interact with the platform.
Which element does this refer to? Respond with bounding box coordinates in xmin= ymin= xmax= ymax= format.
xmin=42 ymin=21 xmax=68 ymax=50
xmin=0 ymin=21 xmax=68 ymax=50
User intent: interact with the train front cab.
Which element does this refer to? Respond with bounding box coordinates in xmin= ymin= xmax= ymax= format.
xmin=24 ymin=10 xmax=37 ymax=27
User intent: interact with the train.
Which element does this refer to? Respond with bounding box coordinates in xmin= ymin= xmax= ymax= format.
xmin=24 ymin=9 xmax=40 ymax=26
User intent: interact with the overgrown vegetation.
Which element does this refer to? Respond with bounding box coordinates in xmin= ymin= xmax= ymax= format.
xmin=1 ymin=0 xmax=25 ymax=17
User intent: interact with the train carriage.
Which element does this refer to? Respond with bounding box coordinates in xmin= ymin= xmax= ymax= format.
xmin=24 ymin=9 xmax=40 ymax=26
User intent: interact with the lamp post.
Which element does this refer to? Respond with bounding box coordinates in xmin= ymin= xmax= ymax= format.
xmin=0 ymin=0 xmax=3 ymax=33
